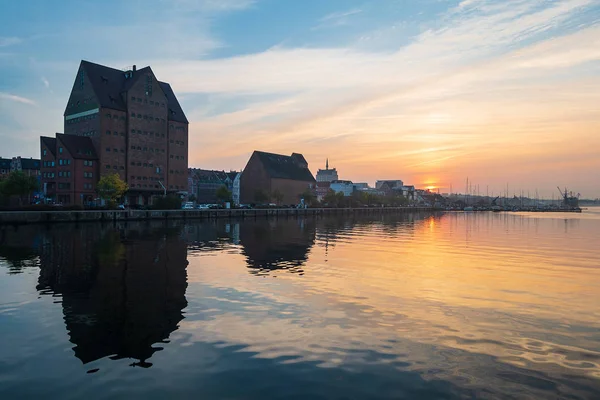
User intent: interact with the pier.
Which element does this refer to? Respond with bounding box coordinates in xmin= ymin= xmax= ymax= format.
xmin=0 ymin=206 xmax=438 ymax=225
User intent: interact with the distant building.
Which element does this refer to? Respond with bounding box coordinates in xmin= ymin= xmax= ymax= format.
xmin=376 ymin=180 xmax=403 ymax=191
xmin=10 ymin=157 xmax=41 ymax=177
xmin=315 ymin=159 xmax=339 ymax=201
xmin=353 ymin=182 xmax=369 ymax=190
xmin=240 ymin=151 xmax=315 ymax=205
xmin=40 ymin=60 xmax=188 ymax=206
xmin=316 ymin=159 xmax=338 ymax=182
xmin=232 ymin=172 xmax=242 ymax=205
xmin=330 ymin=180 xmax=355 ymax=197
xmin=0 ymin=158 xmax=10 ymax=179
xmin=188 ymin=169 xmax=239 ymax=204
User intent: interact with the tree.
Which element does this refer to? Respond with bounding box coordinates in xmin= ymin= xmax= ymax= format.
xmin=96 ymin=173 xmax=128 ymax=207
xmin=0 ymin=171 xmax=39 ymax=205
xmin=299 ymin=189 xmax=317 ymax=207
xmin=271 ymin=189 xmax=284 ymax=206
xmin=323 ymin=189 xmax=339 ymax=207
xmin=216 ymin=185 xmax=232 ymax=204
xmin=254 ymin=189 xmax=269 ymax=204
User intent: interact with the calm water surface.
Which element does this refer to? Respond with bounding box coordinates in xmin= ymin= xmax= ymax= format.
xmin=1 ymin=209 xmax=599 ymax=399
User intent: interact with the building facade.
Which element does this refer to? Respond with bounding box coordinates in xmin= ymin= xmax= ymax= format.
xmin=40 ymin=60 xmax=189 ymax=206
xmin=315 ymin=159 xmax=338 ymax=201
xmin=188 ymin=169 xmax=239 ymax=204
xmin=330 ymin=180 xmax=355 ymax=197
xmin=240 ymin=151 xmax=315 ymax=205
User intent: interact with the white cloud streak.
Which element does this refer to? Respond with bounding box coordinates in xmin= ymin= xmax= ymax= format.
xmin=0 ymin=92 xmax=36 ymax=105
xmin=0 ymin=37 xmax=21 ymax=47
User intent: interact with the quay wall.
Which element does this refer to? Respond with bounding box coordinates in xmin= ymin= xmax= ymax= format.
xmin=0 ymin=207 xmax=438 ymax=226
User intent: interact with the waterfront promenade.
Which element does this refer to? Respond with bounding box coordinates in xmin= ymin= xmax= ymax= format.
xmin=0 ymin=206 xmax=437 ymax=225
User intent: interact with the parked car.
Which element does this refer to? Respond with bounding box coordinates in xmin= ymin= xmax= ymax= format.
xmin=117 ymin=204 xmax=125 ymax=210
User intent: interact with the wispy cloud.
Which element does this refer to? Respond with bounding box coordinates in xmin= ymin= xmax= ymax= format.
xmin=0 ymin=37 xmax=21 ymax=47
xmin=41 ymin=77 xmax=50 ymax=89
xmin=0 ymin=92 xmax=36 ymax=105
xmin=313 ymin=8 xmax=363 ymax=30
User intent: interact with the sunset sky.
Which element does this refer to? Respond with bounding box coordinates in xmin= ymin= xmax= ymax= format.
xmin=1 ymin=0 xmax=599 ymax=197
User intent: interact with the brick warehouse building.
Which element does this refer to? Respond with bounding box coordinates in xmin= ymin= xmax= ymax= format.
xmin=240 ymin=151 xmax=316 ymax=205
xmin=40 ymin=60 xmax=188 ymax=206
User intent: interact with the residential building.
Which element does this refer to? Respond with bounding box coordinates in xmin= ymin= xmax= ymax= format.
xmin=40 ymin=60 xmax=188 ymax=206
xmin=188 ymin=169 xmax=239 ymax=204
xmin=353 ymin=183 xmax=369 ymax=190
xmin=330 ymin=180 xmax=355 ymax=197
xmin=240 ymin=151 xmax=315 ymax=205
xmin=232 ymin=172 xmax=242 ymax=205
xmin=0 ymin=158 xmax=10 ymax=179
xmin=10 ymin=157 xmax=41 ymax=177
xmin=376 ymin=180 xmax=404 ymax=191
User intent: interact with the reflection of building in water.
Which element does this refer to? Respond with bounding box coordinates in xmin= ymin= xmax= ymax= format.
xmin=240 ymin=218 xmax=316 ymax=275
xmin=36 ymin=222 xmax=188 ymax=368
xmin=0 ymin=225 xmax=42 ymax=274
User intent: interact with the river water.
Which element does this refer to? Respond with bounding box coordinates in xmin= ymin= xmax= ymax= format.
xmin=1 ymin=209 xmax=599 ymax=399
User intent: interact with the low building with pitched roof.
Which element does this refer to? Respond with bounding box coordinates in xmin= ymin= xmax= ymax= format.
xmin=240 ymin=151 xmax=315 ymax=205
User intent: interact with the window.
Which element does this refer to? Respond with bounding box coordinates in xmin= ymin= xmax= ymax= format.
xmin=120 ymin=149 xmax=125 ymax=153
xmin=106 ymin=165 xmax=110 ymax=169
xmin=106 ymin=113 xmax=111 ymax=118
xmin=137 ymin=130 xmax=142 ymax=134
xmin=137 ymin=146 xmax=141 ymax=150
xmin=137 ymin=114 xmax=142 ymax=118
xmin=143 ymin=163 xmax=148 ymax=167
xmin=131 ymin=146 xmax=135 ymax=150
xmin=113 ymin=131 xmax=118 ymax=136
xmin=120 ymin=132 xmax=125 ymax=137
xmin=51 ymin=161 xmax=55 ymax=167
xmin=170 ymin=155 xmax=174 ymax=159
xmin=106 ymin=130 xmax=111 ymax=135
xmin=131 ymin=112 xmax=135 ymax=117
xmin=120 ymin=166 xmax=124 ymax=170
xmin=59 ymin=147 xmax=63 ymax=153
xmin=43 ymin=149 xmax=47 ymax=156
xmin=131 ymin=129 xmax=135 ymax=133
xmin=113 ymin=166 xmax=118 ymax=170
xmin=131 ymin=162 xmax=135 ymax=166
xmin=113 ymin=148 xmax=118 ymax=152
xmin=106 ymin=148 xmax=110 ymax=152
xmin=131 ymin=96 xmax=135 ymax=101
xmin=59 ymin=159 xmax=63 ymax=166
xmin=89 ymin=160 xmax=93 ymax=166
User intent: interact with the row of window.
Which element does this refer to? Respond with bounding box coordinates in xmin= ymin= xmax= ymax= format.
xmin=170 ymin=155 xmax=185 ymax=160
xmin=84 ymin=172 xmax=93 ymax=178
xmin=84 ymin=183 xmax=93 ymax=190
xmin=43 ymin=172 xmax=55 ymax=178
xmin=58 ymin=183 xmax=71 ymax=190
xmin=105 ymin=113 xmax=125 ymax=121
xmin=43 ymin=161 xmax=55 ymax=167
xmin=129 ymin=161 xmax=158 ymax=168
xmin=58 ymin=171 xmax=72 ymax=178
xmin=105 ymin=165 xmax=125 ymax=170
xmin=58 ymin=159 xmax=72 ymax=166
xmin=169 ymin=170 xmax=185 ymax=175
xmin=130 ymin=129 xmax=166 ymax=138
xmin=131 ymin=176 xmax=163 ymax=182
xmin=82 ymin=131 xmax=96 ymax=137
xmin=106 ymin=148 xmax=125 ymax=153
xmin=130 ymin=112 xmax=166 ymax=123
xmin=170 ymin=139 xmax=185 ymax=146
xmin=106 ymin=130 xmax=126 ymax=137
xmin=169 ymin=185 xmax=183 ymax=190
xmin=131 ymin=96 xmax=165 ymax=107
xmin=130 ymin=146 xmax=166 ymax=153
xmin=131 ymin=184 xmax=160 ymax=189
xmin=83 ymin=160 xmax=94 ymax=166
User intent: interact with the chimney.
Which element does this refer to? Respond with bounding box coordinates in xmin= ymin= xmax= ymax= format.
xmin=133 ymin=65 xmax=137 ymax=72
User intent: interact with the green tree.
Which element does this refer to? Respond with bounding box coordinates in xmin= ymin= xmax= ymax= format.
xmin=271 ymin=189 xmax=284 ymax=206
xmin=96 ymin=173 xmax=128 ymax=207
xmin=254 ymin=189 xmax=269 ymax=204
xmin=0 ymin=171 xmax=39 ymax=205
xmin=323 ymin=189 xmax=339 ymax=207
xmin=216 ymin=185 xmax=232 ymax=204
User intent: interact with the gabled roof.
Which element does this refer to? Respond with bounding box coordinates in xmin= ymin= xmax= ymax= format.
xmin=56 ymin=134 xmax=98 ymax=160
xmin=253 ymin=151 xmax=315 ymax=182
xmin=80 ymin=60 xmax=128 ymax=111
xmin=41 ymin=136 xmax=57 ymax=157
xmin=159 ymin=82 xmax=188 ymax=124
xmin=70 ymin=60 xmax=188 ymax=124
xmin=20 ymin=158 xmax=41 ymax=170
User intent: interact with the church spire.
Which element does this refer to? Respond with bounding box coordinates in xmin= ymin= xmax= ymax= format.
xmin=326 ymin=158 xmax=329 ymax=169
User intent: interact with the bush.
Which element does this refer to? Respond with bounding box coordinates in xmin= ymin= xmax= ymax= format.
xmin=152 ymin=195 xmax=182 ymax=210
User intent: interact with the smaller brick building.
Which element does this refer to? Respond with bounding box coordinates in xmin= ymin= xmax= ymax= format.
xmin=41 ymin=134 xmax=99 ymax=205
xmin=240 ymin=151 xmax=315 ymax=205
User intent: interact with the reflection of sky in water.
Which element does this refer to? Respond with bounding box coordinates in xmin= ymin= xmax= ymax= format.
xmin=0 ymin=210 xmax=599 ymax=399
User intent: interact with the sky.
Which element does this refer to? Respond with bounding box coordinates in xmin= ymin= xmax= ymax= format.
xmin=0 ymin=0 xmax=599 ymax=198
